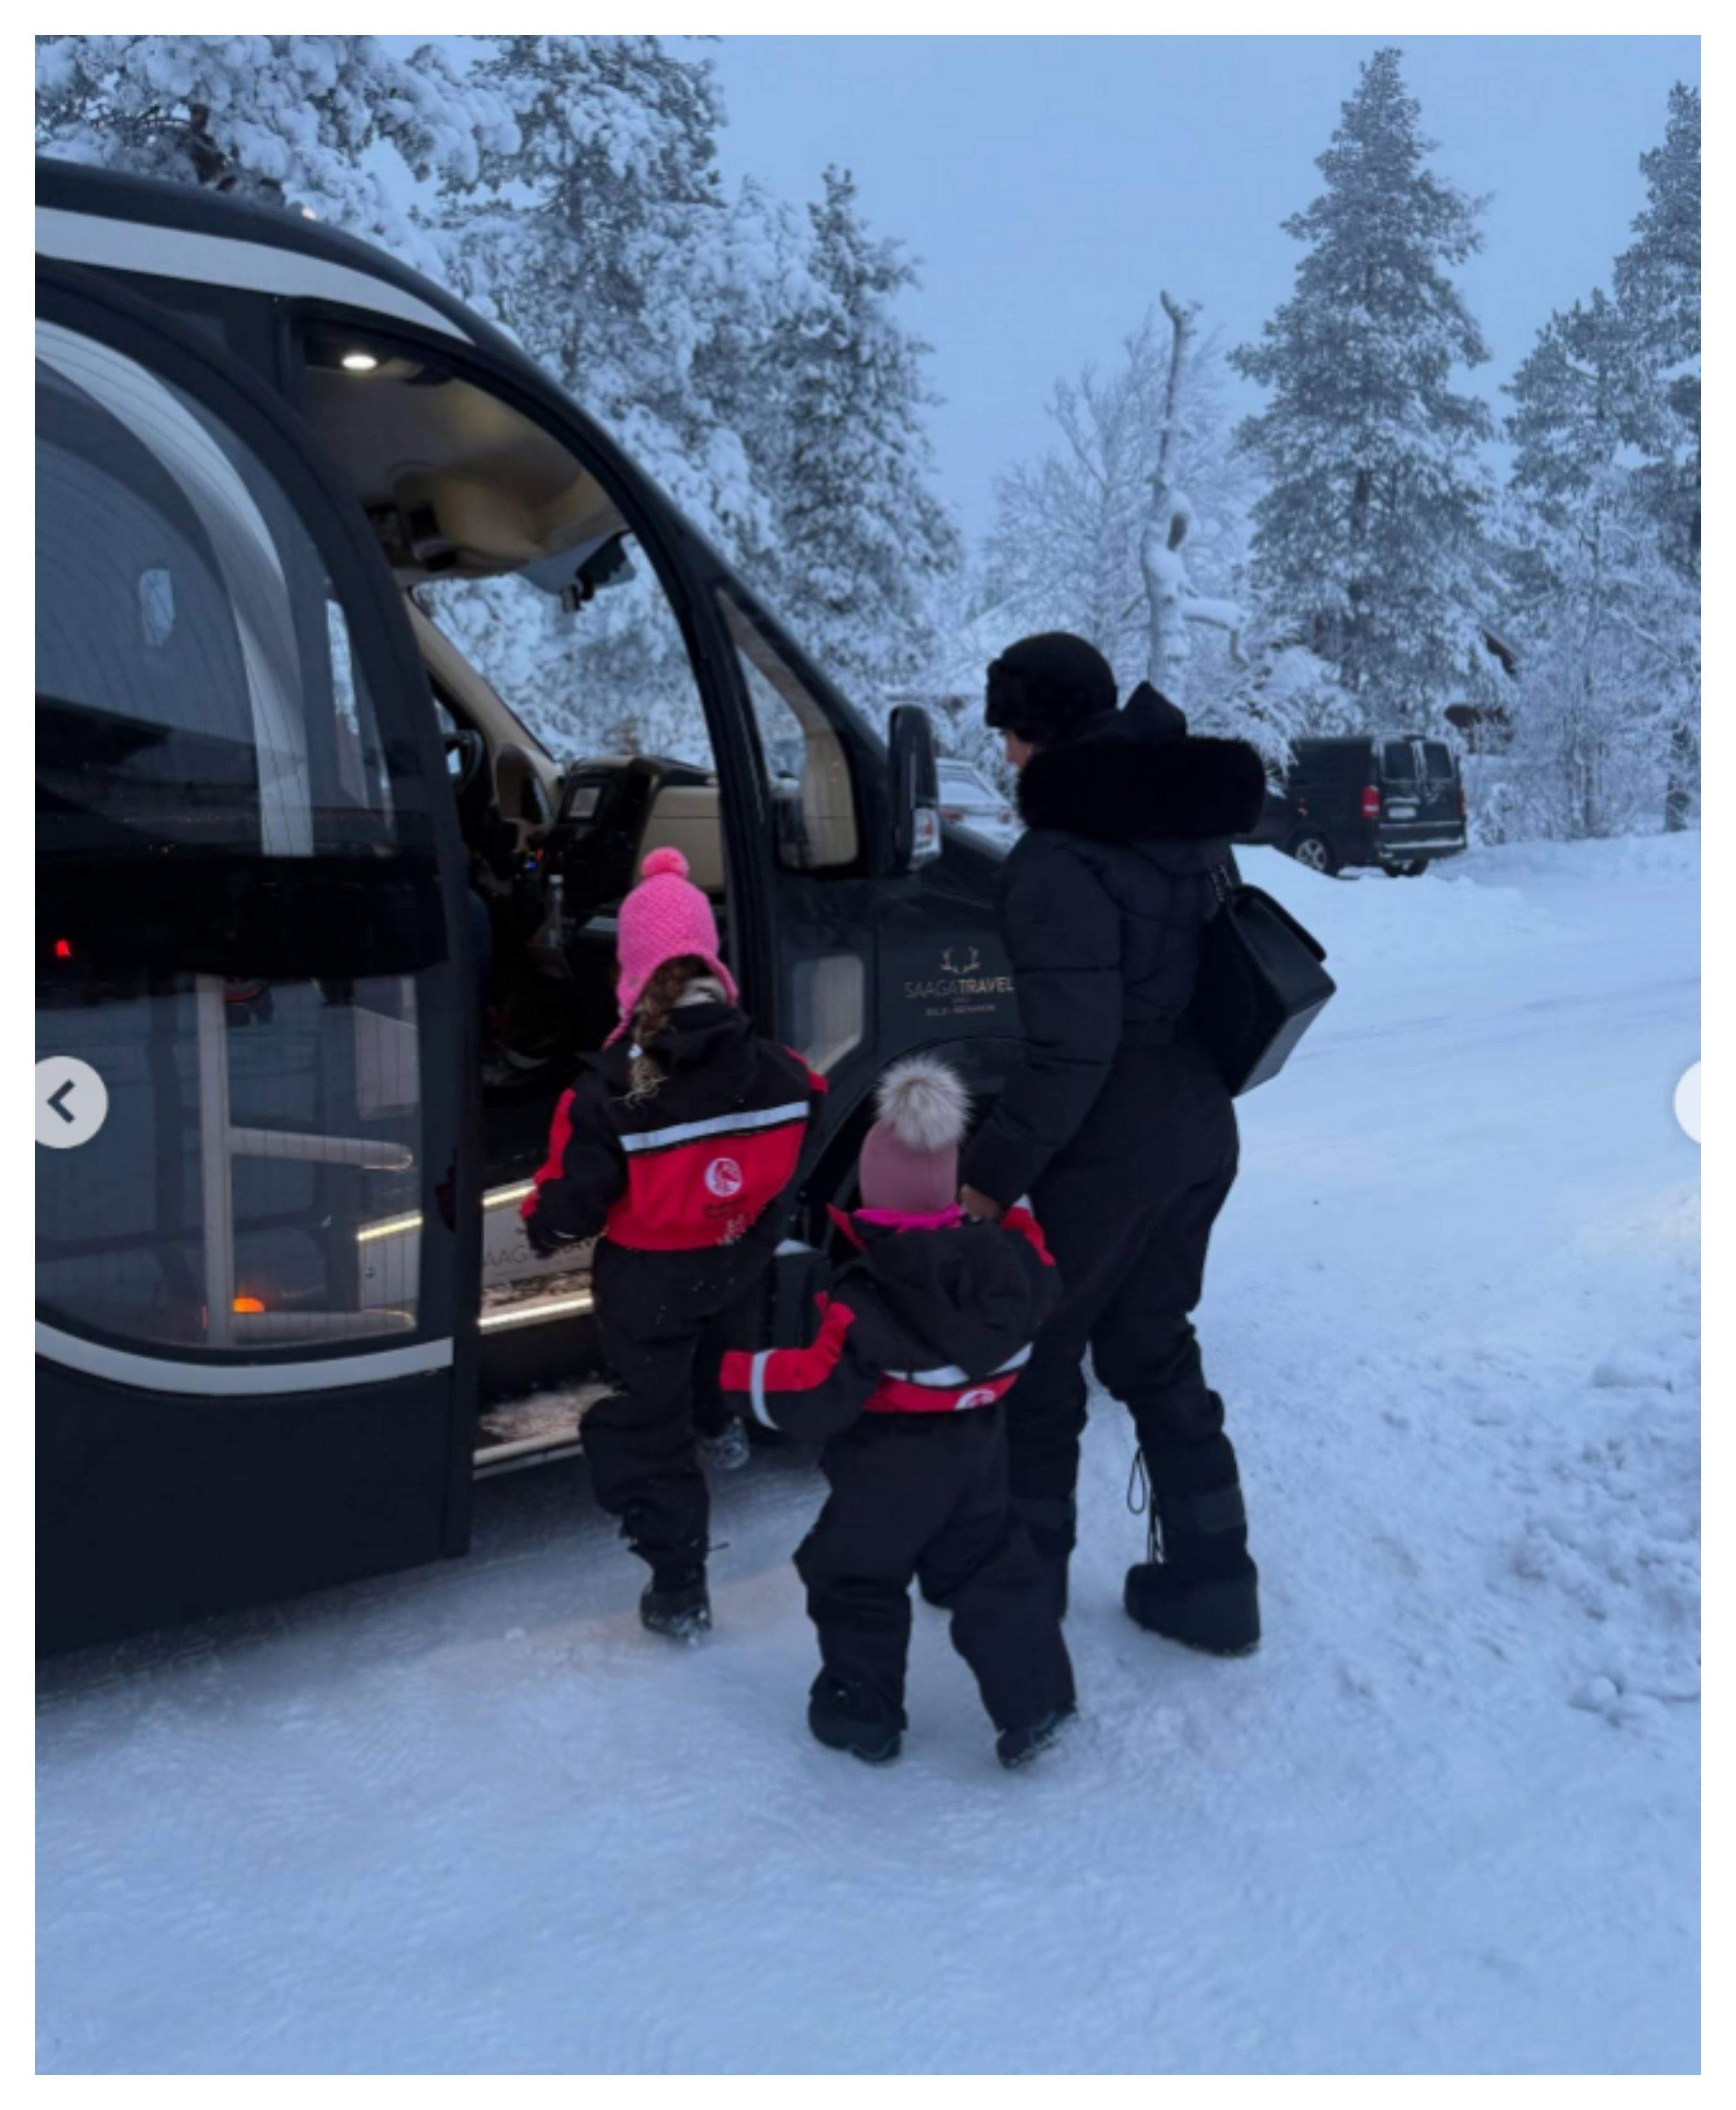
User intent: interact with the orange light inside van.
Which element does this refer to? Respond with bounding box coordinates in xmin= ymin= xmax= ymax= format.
xmin=232 ymin=1296 xmax=266 ymax=1314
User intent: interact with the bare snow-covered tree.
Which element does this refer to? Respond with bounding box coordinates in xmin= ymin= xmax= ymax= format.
xmin=980 ymin=306 xmax=1304 ymax=758
xmin=1137 ymin=292 xmax=1247 ymax=694
xmin=985 ymin=314 xmax=1249 ymax=686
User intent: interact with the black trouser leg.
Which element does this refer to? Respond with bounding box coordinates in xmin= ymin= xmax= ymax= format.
xmin=916 ymin=1412 xmax=1076 ymax=1732
xmin=1008 ymin=1131 xmax=1176 ymax=1599
xmin=582 ymin=1323 xmax=709 ymax=1571
xmin=690 ymin=1276 xmax=766 ymax=1440
xmin=585 ymin=1242 xmax=772 ymax=1572
xmin=796 ymin=1424 xmax=948 ymax=1729
xmin=1090 ymin=1154 xmax=1238 ymax=1451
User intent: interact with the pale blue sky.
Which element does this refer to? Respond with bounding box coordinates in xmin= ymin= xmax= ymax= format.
xmin=693 ymin=36 xmax=1699 ymax=542
xmin=405 ymin=35 xmax=1699 ymax=545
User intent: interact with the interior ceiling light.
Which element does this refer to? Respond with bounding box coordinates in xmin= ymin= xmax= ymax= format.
xmin=340 ymin=350 xmax=380 ymax=374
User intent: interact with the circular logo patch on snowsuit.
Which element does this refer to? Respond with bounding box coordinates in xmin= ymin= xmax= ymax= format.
xmin=705 ymin=1156 xmax=745 ymax=1199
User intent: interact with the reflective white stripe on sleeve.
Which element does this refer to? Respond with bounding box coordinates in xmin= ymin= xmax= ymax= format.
xmin=885 ymin=1343 xmax=1033 ymax=1388
xmin=617 ymin=1102 xmax=809 ymax=1154
xmin=748 ymin=1348 xmax=778 ymax=1429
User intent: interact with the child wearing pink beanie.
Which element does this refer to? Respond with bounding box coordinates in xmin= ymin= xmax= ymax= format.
xmin=523 ymin=847 xmax=823 ymax=1639
xmin=721 ymin=1057 xmax=1076 ymax=1769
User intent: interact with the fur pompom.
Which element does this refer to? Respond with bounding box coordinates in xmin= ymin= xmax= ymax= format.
xmin=640 ymin=847 xmax=689 ymax=881
xmin=873 ymin=1056 xmax=970 ymax=1153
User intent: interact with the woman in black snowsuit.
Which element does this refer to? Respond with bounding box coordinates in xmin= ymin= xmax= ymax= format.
xmin=957 ymin=632 xmax=1269 ymax=1654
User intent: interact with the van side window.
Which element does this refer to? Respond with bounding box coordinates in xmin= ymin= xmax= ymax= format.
xmin=716 ymin=590 xmax=859 ymax=871
xmin=37 ymin=322 xmax=429 ymax=1358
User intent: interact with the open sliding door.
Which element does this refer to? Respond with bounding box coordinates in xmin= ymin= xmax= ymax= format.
xmin=36 ymin=271 xmax=480 ymax=1652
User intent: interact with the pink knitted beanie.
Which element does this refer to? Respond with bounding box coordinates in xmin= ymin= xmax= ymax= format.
xmin=858 ymin=1056 xmax=972 ymax=1216
xmin=611 ymin=847 xmax=739 ymax=1038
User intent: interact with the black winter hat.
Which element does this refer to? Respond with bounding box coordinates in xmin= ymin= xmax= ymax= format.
xmin=984 ymin=632 xmax=1117 ymax=743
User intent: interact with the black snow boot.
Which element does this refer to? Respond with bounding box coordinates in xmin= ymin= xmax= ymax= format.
xmin=996 ymin=1705 xmax=1077 ymax=1771
xmin=698 ymin=1415 xmax=752 ymax=1473
xmin=640 ymin=1564 xmax=712 ymax=1642
xmin=1123 ymin=1433 xmax=1260 ymax=1656
xmin=807 ymin=1674 xmax=903 ymax=1765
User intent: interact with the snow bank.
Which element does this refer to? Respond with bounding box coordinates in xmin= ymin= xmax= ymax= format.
xmin=1238 ymin=844 xmax=1560 ymax=985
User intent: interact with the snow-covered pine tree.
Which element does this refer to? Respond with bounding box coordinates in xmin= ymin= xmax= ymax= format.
xmin=1498 ymin=289 xmax=1686 ymax=838
xmin=769 ymin=167 xmax=961 ymax=719
xmin=1613 ymin=83 xmax=1700 ymax=829
xmin=1232 ymin=46 xmax=1497 ymax=729
xmin=34 ymin=34 xmax=514 ymax=280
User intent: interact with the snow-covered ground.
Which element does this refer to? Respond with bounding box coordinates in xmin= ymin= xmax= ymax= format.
xmin=36 ymin=835 xmax=1700 ymax=2075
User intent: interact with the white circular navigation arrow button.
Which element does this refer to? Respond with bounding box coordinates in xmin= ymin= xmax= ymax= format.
xmin=36 ymin=1057 xmax=109 ymax=1149
xmin=1674 ymin=1061 xmax=1700 ymax=1145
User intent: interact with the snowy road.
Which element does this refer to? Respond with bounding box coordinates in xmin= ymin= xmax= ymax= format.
xmin=36 ymin=837 xmax=1700 ymax=2074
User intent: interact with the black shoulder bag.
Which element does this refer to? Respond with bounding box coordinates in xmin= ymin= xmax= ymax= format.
xmin=1189 ymin=864 xmax=1337 ymax=1096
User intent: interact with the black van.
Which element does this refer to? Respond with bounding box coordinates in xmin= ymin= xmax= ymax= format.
xmin=35 ymin=160 xmax=1024 ymax=1652
xmin=1244 ymin=734 xmax=1468 ymax=877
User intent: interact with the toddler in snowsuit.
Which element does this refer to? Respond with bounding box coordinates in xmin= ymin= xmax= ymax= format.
xmin=522 ymin=846 xmax=822 ymax=1640
xmin=721 ymin=1057 xmax=1076 ymax=1768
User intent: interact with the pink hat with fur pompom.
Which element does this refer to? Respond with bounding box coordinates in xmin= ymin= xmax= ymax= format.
xmin=609 ymin=847 xmax=739 ymax=1039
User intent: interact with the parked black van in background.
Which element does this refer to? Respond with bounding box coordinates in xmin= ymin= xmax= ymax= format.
xmin=1245 ymin=734 xmax=1468 ymax=877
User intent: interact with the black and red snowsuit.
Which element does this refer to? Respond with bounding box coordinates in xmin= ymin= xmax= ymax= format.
xmin=722 ymin=1202 xmax=1075 ymax=1738
xmin=522 ymin=999 xmax=823 ymax=1572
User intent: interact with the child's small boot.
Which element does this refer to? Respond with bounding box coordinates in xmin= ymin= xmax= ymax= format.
xmin=697 ymin=1416 xmax=751 ymax=1473
xmin=640 ymin=1562 xmax=711 ymax=1641
xmin=807 ymin=1674 xmax=903 ymax=1765
xmin=1123 ymin=1430 xmax=1260 ymax=1657
xmin=996 ymin=1705 xmax=1077 ymax=1770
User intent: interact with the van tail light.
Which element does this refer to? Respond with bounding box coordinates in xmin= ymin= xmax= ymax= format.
xmin=1360 ymin=785 xmax=1381 ymax=820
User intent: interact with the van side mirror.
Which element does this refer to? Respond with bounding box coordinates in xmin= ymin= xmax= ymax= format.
xmin=887 ymin=705 xmax=942 ymax=871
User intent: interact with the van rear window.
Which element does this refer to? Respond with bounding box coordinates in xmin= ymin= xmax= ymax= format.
xmin=1381 ymin=740 xmax=1418 ymax=782
xmin=1422 ymin=741 xmax=1455 ymax=779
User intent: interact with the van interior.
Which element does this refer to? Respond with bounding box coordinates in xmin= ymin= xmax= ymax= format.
xmin=295 ymin=325 xmax=863 ymax=1442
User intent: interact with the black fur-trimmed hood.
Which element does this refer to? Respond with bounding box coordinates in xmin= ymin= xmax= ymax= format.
xmin=1016 ymin=688 xmax=1266 ymax=846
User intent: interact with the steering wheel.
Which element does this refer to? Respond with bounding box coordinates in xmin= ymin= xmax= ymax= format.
xmin=442 ymin=727 xmax=489 ymax=807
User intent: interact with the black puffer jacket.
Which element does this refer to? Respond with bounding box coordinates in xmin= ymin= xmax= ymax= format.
xmin=960 ymin=687 xmax=1265 ymax=1207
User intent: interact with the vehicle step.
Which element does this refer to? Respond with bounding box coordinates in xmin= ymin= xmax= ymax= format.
xmin=474 ymin=1380 xmax=612 ymax=1478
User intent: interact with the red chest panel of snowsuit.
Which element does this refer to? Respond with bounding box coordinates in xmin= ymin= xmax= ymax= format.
xmin=522 ymin=1004 xmax=824 ymax=1254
